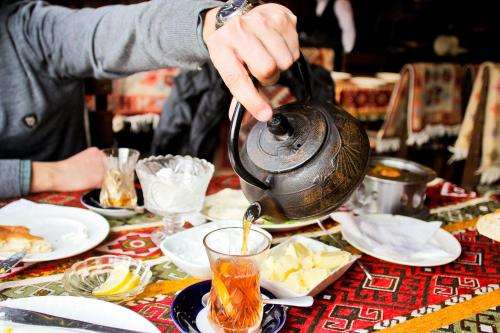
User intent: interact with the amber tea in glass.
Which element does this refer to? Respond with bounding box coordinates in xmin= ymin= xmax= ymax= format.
xmin=100 ymin=148 xmax=140 ymax=208
xmin=203 ymin=227 xmax=271 ymax=333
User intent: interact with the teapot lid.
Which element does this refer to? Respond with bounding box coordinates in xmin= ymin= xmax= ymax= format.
xmin=246 ymin=103 xmax=338 ymax=173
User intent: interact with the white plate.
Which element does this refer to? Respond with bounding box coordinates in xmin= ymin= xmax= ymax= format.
xmin=350 ymin=77 xmax=387 ymax=88
xmin=375 ymin=72 xmax=401 ymax=83
xmin=256 ymin=217 xmax=327 ymax=232
xmin=261 ymin=236 xmax=358 ymax=298
xmin=330 ymin=71 xmax=352 ymax=81
xmin=202 ymin=189 xmax=249 ymax=221
xmin=0 ymin=205 xmax=109 ymax=262
xmin=0 ymin=296 xmax=159 ymax=333
xmin=160 ymin=220 xmax=272 ymax=279
xmin=335 ymin=213 xmax=462 ymax=267
xmin=202 ymin=189 xmax=324 ymax=231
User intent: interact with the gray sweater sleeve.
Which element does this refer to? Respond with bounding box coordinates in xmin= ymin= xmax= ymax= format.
xmin=13 ymin=0 xmax=221 ymax=80
xmin=0 ymin=0 xmax=221 ymax=199
xmin=0 ymin=160 xmax=31 ymax=199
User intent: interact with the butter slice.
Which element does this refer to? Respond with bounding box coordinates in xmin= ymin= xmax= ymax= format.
xmin=273 ymin=254 xmax=300 ymax=281
xmin=313 ymin=251 xmax=350 ymax=270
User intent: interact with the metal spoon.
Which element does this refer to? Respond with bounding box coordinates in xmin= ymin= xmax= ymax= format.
xmin=0 ymin=251 xmax=27 ymax=275
xmin=201 ymin=292 xmax=313 ymax=308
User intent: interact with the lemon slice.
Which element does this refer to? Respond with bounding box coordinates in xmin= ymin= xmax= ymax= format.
xmin=93 ymin=266 xmax=132 ymax=296
xmin=114 ymin=274 xmax=140 ymax=294
xmin=212 ymin=274 xmax=234 ymax=316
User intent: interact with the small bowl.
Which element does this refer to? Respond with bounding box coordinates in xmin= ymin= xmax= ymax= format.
xmin=63 ymin=255 xmax=152 ymax=303
xmin=160 ymin=220 xmax=272 ymax=279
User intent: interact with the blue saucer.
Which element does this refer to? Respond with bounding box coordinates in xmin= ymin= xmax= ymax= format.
xmin=81 ymin=189 xmax=144 ymax=218
xmin=171 ymin=280 xmax=286 ymax=333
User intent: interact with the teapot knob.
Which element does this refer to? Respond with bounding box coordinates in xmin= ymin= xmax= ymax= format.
xmin=267 ymin=114 xmax=293 ymax=138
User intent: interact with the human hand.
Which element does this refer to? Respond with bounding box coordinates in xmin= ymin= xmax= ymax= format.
xmin=203 ymin=3 xmax=299 ymax=122
xmin=31 ymin=147 xmax=105 ymax=193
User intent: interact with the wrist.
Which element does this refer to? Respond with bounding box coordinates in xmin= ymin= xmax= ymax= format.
xmin=202 ymin=7 xmax=218 ymax=45
xmin=31 ymin=161 xmax=58 ymax=193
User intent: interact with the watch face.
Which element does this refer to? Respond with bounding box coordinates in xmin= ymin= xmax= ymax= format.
xmin=219 ymin=0 xmax=246 ymax=20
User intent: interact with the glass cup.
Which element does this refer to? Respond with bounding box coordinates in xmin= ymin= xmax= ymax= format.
xmin=135 ymin=155 xmax=214 ymax=236
xmin=203 ymin=227 xmax=271 ymax=333
xmin=99 ymin=148 xmax=140 ymax=208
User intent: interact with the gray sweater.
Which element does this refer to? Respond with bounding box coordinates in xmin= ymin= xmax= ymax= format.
xmin=0 ymin=0 xmax=220 ymax=199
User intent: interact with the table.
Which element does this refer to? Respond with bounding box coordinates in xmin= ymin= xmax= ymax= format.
xmin=0 ymin=175 xmax=499 ymax=333
xmin=336 ymin=81 xmax=394 ymax=121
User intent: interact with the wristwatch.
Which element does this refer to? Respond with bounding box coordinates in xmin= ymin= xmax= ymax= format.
xmin=215 ymin=0 xmax=263 ymax=29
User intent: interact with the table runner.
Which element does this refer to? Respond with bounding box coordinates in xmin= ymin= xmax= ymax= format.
xmin=335 ymin=81 xmax=394 ymax=121
xmin=0 ymin=175 xmax=498 ymax=333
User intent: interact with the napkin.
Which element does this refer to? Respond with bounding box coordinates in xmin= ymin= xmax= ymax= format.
xmin=334 ymin=212 xmax=456 ymax=261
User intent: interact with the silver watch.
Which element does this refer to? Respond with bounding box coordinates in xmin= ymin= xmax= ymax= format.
xmin=215 ymin=0 xmax=263 ymax=29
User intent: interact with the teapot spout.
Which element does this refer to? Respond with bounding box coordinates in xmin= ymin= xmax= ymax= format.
xmin=244 ymin=194 xmax=289 ymax=224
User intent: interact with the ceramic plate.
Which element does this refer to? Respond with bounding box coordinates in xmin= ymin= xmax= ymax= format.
xmin=0 ymin=296 xmax=159 ymax=333
xmin=81 ymin=188 xmax=144 ymax=219
xmin=375 ymin=72 xmax=401 ymax=83
xmin=350 ymin=77 xmax=387 ymax=88
xmin=335 ymin=213 xmax=462 ymax=267
xmin=202 ymin=189 xmax=324 ymax=231
xmin=330 ymin=71 xmax=352 ymax=81
xmin=0 ymin=205 xmax=109 ymax=262
xmin=171 ymin=280 xmax=286 ymax=333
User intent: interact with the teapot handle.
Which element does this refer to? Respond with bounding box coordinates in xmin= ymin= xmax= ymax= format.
xmin=228 ymin=53 xmax=312 ymax=190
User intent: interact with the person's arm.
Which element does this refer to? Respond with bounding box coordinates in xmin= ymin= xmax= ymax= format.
xmin=10 ymin=0 xmax=221 ymax=79
xmin=30 ymin=148 xmax=105 ymax=194
xmin=0 ymin=160 xmax=32 ymax=199
xmin=0 ymin=148 xmax=105 ymax=199
xmin=10 ymin=0 xmax=298 ymax=121
xmin=333 ymin=0 xmax=356 ymax=53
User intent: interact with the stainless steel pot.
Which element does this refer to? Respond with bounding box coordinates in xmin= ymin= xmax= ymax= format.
xmin=349 ymin=156 xmax=436 ymax=216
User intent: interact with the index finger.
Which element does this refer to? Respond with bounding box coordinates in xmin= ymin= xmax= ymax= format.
xmin=211 ymin=47 xmax=272 ymax=122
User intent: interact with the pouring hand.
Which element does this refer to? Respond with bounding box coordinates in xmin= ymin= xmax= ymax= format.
xmin=203 ymin=4 xmax=299 ymax=122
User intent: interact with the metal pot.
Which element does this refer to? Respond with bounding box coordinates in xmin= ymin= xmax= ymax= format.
xmin=349 ymin=156 xmax=436 ymax=216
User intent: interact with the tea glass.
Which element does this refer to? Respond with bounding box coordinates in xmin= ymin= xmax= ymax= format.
xmin=135 ymin=155 xmax=214 ymax=236
xmin=99 ymin=148 xmax=140 ymax=208
xmin=203 ymin=227 xmax=271 ymax=333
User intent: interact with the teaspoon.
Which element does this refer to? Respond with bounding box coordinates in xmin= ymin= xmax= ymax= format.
xmin=201 ymin=292 xmax=313 ymax=308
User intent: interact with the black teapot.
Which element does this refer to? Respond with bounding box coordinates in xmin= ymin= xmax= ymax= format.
xmin=229 ymin=55 xmax=370 ymax=223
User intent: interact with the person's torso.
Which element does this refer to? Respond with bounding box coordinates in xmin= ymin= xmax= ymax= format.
xmin=0 ymin=1 xmax=86 ymax=162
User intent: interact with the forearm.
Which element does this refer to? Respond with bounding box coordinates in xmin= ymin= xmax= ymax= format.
xmin=11 ymin=0 xmax=221 ymax=79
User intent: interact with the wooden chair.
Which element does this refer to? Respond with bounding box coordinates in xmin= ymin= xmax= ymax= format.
xmin=460 ymin=69 xmax=489 ymax=191
xmin=84 ymin=78 xmax=114 ymax=148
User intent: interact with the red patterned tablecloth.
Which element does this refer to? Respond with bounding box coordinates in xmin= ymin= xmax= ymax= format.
xmin=0 ymin=176 xmax=499 ymax=333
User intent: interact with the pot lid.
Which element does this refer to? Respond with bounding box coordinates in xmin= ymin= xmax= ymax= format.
xmin=246 ymin=104 xmax=335 ymax=173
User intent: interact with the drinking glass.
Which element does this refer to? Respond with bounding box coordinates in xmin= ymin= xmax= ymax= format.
xmin=100 ymin=148 xmax=140 ymax=208
xmin=203 ymin=227 xmax=271 ymax=333
xmin=135 ymin=155 xmax=214 ymax=236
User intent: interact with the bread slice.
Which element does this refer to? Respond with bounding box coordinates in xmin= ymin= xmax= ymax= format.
xmin=0 ymin=226 xmax=52 ymax=253
xmin=477 ymin=209 xmax=500 ymax=242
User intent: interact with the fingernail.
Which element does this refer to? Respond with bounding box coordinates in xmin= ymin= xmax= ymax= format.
xmin=257 ymin=108 xmax=273 ymax=122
